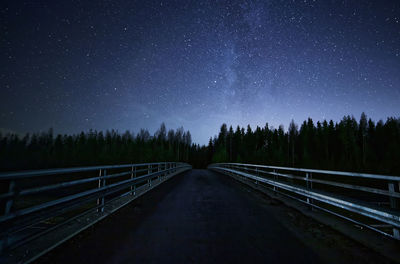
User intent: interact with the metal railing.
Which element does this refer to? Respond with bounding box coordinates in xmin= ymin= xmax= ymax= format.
xmin=0 ymin=162 xmax=191 ymax=256
xmin=209 ymin=163 xmax=400 ymax=240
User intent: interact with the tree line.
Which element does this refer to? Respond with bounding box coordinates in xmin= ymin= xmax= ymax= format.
xmin=1 ymin=113 xmax=399 ymax=174
xmin=206 ymin=113 xmax=400 ymax=175
xmin=0 ymin=123 xmax=193 ymax=171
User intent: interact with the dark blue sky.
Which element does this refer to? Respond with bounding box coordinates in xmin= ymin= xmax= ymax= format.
xmin=1 ymin=0 xmax=400 ymax=144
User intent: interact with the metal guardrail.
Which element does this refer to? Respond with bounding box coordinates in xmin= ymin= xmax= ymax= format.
xmin=0 ymin=162 xmax=191 ymax=255
xmin=208 ymin=163 xmax=400 ymax=240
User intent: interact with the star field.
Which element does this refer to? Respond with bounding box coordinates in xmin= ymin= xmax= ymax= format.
xmin=1 ymin=0 xmax=400 ymax=144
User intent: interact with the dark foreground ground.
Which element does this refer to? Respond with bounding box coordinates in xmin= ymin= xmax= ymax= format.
xmin=37 ymin=169 xmax=391 ymax=264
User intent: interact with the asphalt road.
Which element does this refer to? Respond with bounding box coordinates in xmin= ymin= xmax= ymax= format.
xmin=39 ymin=169 xmax=322 ymax=264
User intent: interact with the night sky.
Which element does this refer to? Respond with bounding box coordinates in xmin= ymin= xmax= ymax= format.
xmin=1 ymin=1 xmax=400 ymax=144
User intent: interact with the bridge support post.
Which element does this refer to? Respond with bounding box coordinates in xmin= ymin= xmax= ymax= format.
xmin=0 ymin=180 xmax=15 ymax=254
xmin=130 ymin=165 xmax=136 ymax=195
xmin=255 ymin=167 xmax=259 ymax=185
xmin=148 ymin=165 xmax=151 ymax=187
xmin=158 ymin=163 xmax=161 ymax=182
xmin=388 ymin=181 xmax=400 ymax=239
xmin=97 ymin=169 xmax=106 ymax=213
xmin=306 ymin=172 xmax=314 ymax=210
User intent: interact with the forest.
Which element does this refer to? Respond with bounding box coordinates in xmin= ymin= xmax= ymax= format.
xmin=0 ymin=124 xmax=193 ymax=172
xmin=205 ymin=113 xmax=400 ymax=175
xmin=1 ymin=113 xmax=400 ymax=175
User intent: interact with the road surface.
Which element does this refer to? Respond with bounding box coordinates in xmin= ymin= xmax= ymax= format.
xmin=37 ymin=169 xmax=386 ymax=264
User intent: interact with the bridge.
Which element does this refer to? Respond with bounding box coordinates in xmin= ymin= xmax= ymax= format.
xmin=0 ymin=162 xmax=399 ymax=263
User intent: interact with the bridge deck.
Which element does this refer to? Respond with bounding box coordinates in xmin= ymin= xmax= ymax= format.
xmin=37 ymin=169 xmax=387 ymax=264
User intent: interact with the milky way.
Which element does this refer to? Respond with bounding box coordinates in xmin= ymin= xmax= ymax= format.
xmin=1 ymin=1 xmax=400 ymax=144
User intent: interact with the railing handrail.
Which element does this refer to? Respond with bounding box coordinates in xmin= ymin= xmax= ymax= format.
xmin=0 ymin=166 xmax=186 ymax=224
xmin=211 ymin=163 xmax=400 ymax=181
xmin=209 ymin=162 xmax=400 ymax=240
xmin=223 ymin=164 xmax=400 ymax=199
xmin=0 ymin=161 xmax=192 ymax=258
xmin=220 ymin=167 xmax=400 ymax=225
xmin=0 ymin=162 xmax=183 ymax=179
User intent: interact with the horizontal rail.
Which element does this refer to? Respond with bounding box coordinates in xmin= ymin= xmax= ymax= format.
xmin=0 ymin=162 xmax=170 ymax=179
xmin=0 ymin=162 xmax=192 ymax=256
xmin=209 ymin=163 xmax=400 ymax=240
xmin=0 ymin=168 xmax=152 ymax=200
xmin=228 ymin=164 xmax=400 ymax=199
xmin=216 ymin=162 xmax=400 ymax=181
xmin=0 ymin=167 xmax=181 ymax=224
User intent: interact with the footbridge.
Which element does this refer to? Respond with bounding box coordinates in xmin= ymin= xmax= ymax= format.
xmin=0 ymin=163 xmax=399 ymax=263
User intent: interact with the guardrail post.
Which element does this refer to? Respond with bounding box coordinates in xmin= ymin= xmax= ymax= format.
xmin=130 ymin=165 xmax=136 ymax=195
xmin=388 ymin=181 xmax=400 ymax=239
xmin=97 ymin=169 xmax=106 ymax=213
xmin=4 ymin=180 xmax=15 ymax=216
xmin=0 ymin=180 xmax=15 ymax=254
xmin=158 ymin=163 xmax=161 ymax=182
xmin=148 ymin=165 xmax=152 ymax=187
xmin=306 ymin=172 xmax=314 ymax=209
xmin=273 ymin=169 xmax=277 ymax=194
xmin=255 ymin=167 xmax=259 ymax=185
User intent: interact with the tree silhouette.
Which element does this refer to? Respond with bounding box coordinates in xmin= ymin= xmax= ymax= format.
xmin=203 ymin=113 xmax=400 ymax=175
xmin=1 ymin=113 xmax=399 ymax=174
